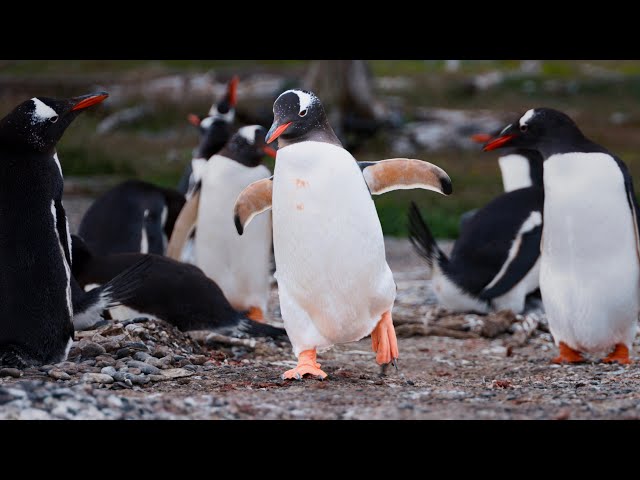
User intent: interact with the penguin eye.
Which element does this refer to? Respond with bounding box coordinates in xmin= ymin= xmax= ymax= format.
xmin=299 ymin=109 xmax=307 ymax=117
xmin=520 ymin=124 xmax=528 ymax=132
xmin=49 ymin=115 xmax=59 ymax=124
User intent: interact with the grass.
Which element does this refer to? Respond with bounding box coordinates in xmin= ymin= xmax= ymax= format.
xmin=4 ymin=60 xmax=640 ymax=238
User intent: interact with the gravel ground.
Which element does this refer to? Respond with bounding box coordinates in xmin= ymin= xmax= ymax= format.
xmin=2 ymin=195 xmax=640 ymax=420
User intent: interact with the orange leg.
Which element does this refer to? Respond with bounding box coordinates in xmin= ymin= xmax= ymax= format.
xmin=602 ymin=343 xmax=631 ymax=365
xmin=371 ymin=310 xmax=399 ymax=366
xmin=246 ymin=307 xmax=264 ymax=323
xmin=282 ymin=349 xmax=328 ymax=380
xmin=552 ymin=342 xmax=585 ymax=364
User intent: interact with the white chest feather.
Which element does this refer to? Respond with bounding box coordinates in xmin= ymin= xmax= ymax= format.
xmin=498 ymin=154 xmax=532 ymax=192
xmin=195 ymin=155 xmax=272 ymax=312
xmin=272 ymin=141 xmax=396 ymax=354
xmin=541 ymin=152 xmax=640 ymax=351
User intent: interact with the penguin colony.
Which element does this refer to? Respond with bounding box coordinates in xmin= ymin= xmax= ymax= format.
xmin=0 ymin=76 xmax=638 ymax=381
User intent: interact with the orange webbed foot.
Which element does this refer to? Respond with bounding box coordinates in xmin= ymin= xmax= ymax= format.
xmin=602 ymin=343 xmax=631 ymax=365
xmin=282 ymin=349 xmax=328 ymax=380
xmin=246 ymin=306 xmax=264 ymax=323
xmin=371 ymin=310 xmax=399 ymax=366
xmin=552 ymin=342 xmax=586 ymax=364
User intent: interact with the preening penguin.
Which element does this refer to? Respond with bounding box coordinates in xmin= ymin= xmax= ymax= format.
xmin=234 ymin=89 xmax=452 ymax=379
xmin=167 ymin=125 xmax=275 ymax=322
xmin=0 ymin=92 xmax=108 ymax=367
xmin=178 ymin=76 xmax=239 ymax=198
xmin=409 ymin=186 xmax=543 ymax=314
xmin=71 ymin=235 xmax=285 ymax=339
xmin=78 ymin=180 xmax=185 ymax=256
xmin=484 ymin=108 xmax=640 ymax=364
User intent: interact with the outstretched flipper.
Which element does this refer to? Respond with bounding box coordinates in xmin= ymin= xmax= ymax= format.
xmin=358 ymin=158 xmax=452 ymax=196
xmin=166 ymin=186 xmax=201 ymax=260
xmin=234 ymin=177 xmax=273 ymax=235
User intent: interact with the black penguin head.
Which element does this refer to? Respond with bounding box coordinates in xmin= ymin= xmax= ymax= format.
xmin=482 ymin=108 xmax=585 ymax=158
xmin=219 ymin=125 xmax=277 ymax=167
xmin=0 ymin=92 xmax=108 ymax=153
xmin=188 ymin=76 xmax=238 ymax=135
xmin=265 ymin=89 xmax=327 ymax=145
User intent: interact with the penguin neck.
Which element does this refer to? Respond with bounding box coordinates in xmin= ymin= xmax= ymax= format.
xmin=516 ymin=148 xmax=544 ymax=188
xmin=278 ymin=120 xmax=342 ymax=149
xmin=217 ymin=142 xmax=262 ymax=168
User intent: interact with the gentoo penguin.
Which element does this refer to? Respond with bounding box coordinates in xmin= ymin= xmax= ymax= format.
xmin=177 ymin=76 xmax=239 ymax=197
xmin=78 ymin=180 xmax=185 ymax=256
xmin=0 ymin=92 xmax=108 ymax=367
xmin=408 ymin=184 xmax=543 ymax=314
xmin=459 ymin=133 xmax=544 ymax=229
xmin=167 ymin=125 xmax=276 ymax=322
xmin=233 ymin=90 xmax=452 ymax=379
xmin=483 ymin=108 xmax=640 ymax=364
xmin=71 ymin=235 xmax=285 ymax=338
xmin=471 ymin=132 xmax=544 ymax=192
xmin=71 ymin=255 xmax=152 ymax=330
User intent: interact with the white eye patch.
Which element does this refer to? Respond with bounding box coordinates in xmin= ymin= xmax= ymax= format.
xmin=519 ymin=109 xmax=535 ymax=127
xmin=31 ymin=98 xmax=58 ymax=124
xmin=237 ymin=125 xmax=261 ymax=144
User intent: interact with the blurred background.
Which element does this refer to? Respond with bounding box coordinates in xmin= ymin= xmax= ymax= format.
xmin=4 ymin=59 xmax=640 ymax=238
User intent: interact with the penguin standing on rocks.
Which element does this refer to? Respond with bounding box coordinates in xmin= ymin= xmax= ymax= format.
xmin=483 ymin=108 xmax=640 ymax=364
xmin=167 ymin=125 xmax=276 ymax=322
xmin=0 ymin=92 xmax=108 ymax=366
xmin=78 ymin=180 xmax=185 ymax=256
xmin=233 ymin=90 xmax=452 ymax=379
xmin=178 ymin=76 xmax=239 ymax=198
xmin=71 ymin=235 xmax=284 ymax=339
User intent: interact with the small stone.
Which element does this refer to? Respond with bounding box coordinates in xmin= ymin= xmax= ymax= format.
xmin=161 ymin=368 xmax=194 ymax=379
xmin=101 ymin=341 xmax=121 ymax=352
xmin=191 ymin=355 xmax=208 ymax=365
xmin=116 ymin=348 xmax=132 ymax=359
xmin=80 ymin=342 xmax=106 ymax=358
xmin=122 ymin=316 xmax=150 ymax=326
xmin=153 ymin=346 xmax=171 ymax=358
xmin=101 ymin=367 xmax=117 ymax=376
xmin=173 ymin=355 xmax=186 ymax=362
xmin=48 ymin=370 xmax=71 ymax=381
xmin=133 ymin=352 xmax=152 ymax=362
xmin=128 ymin=368 xmax=142 ymax=375
xmin=18 ymin=408 xmax=52 ymax=420
xmin=183 ymin=365 xmax=198 ymax=372
xmin=130 ymin=374 xmax=149 ymax=386
xmin=127 ymin=360 xmax=161 ymax=375
xmin=148 ymin=375 xmax=166 ymax=382
xmin=123 ymin=342 xmax=148 ymax=351
xmin=82 ymin=373 xmax=114 ymax=384
xmin=57 ymin=362 xmax=78 ymax=373
xmin=0 ymin=368 xmax=21 ymax=378
xmin=125 ymin=324 xmax=146 ymax=333
xmin=95 ymin=355 xmax=116 ymax=367
xmin=144 ymin=357 xmax=164 ymax=368
xmin=177 ymin=359 xmax=192 ymax=368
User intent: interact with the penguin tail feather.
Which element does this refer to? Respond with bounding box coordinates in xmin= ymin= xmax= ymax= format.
xmin=408 ymin=201 xmax=449 ymax=271
xmin=97 ymin=256 xmax=154 ymax=309
xmin=236 ymin=317 xmax=288 ymax=340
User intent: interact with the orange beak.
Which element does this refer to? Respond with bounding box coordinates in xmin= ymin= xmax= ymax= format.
xmin=263 ymin=146 xmax=277 ymax=158
xmin=483 ymin=134 xmax=516 ymax=151
xmin=470 ymin=133 xmax=492 ymax=143
xmin=187 ymin=113 xmax=201 ymax=126
xmin=228 ymin=76 xmax=239 ymax=107
xmin=266 ymin=122 xmax=292 ymax=144
xmin=71 ymin=92 xmax=109 ymax=111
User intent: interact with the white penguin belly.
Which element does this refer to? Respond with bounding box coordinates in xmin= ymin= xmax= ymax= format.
xmin=195 ymin=156 xmax=272 ymax=312
xmin=272 ymin=141 xmax=396 ymax=355
xmin=541 ymin=152 xmax=640 ymax=352
xmin=498 ymin=154 xmax=532 ymax=192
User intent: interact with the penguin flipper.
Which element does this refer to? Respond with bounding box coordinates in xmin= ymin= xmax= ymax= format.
xmin=479 ymin=223 xmax=542 ymax=300
xmin=233 ymin=177 xmax=273 ymax=235
xmin=358 ymin=159 xmax=452 ymax=196
xmin=166 ymin=187 xmax=201 ymax=260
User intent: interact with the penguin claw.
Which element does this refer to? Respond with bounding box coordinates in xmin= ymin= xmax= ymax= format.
xmin=391 ymin=358 xmax=398 ymax=370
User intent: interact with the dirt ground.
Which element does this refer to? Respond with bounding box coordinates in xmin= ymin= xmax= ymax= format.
xmin=1 ymin=198 xmax=640 ymax=420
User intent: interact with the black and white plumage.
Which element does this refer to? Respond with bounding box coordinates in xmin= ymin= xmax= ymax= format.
xmin=0 ymin=92 xmax=108 ymax=367
xmin=71 ymin=235 xmax=285 ymax=339
xmin=409 ymin=185 xmax=543 ymax=314
xmin=78 ymin=180 xmax=185 ymax=256
xmin=483 ymin=108 xmax=640 ymax=361
xmin=177 ymin=76 xmax=239 ymax=197
xmin=70 ymin=255 xmax=152 ymax=331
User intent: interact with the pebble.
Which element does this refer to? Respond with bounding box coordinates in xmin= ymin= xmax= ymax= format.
xmin=82 ymin=373 xmax=114 ymax=384
xmin=116 ymin=348 xmax=132 ymax=359
xmin=80 ymin=342 xmax=106 ymax=358
xmin=191 ymin=355 xmax=208 ymax=365
xmin=48 ymin=370 xmax=71 ymax=381
xmin=101 ymin=341 xmax=121 ymax=352
xmin=0 ymin=368 xmax=21 ymax=378
xmin=133 ymin=352 xmax=152 ymax=362
xmin=123 ymin=342 xmax=148 ymax=351
xmin=161 ymin=368 xmax=194 ymax=379
xmin=101 ymin=367 xmax=117 ymax=376
xmin=95 ymin=355 xmax=116 ymax=367
xmin=127 ymin=360 xmax=161 ymax=375
xmin=121 ymin=317 xmax=150 ymax=326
